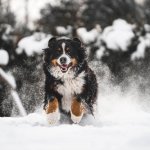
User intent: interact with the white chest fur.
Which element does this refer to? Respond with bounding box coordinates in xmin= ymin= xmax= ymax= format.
xmin=56 ymin=71 xmax=85 ymax=112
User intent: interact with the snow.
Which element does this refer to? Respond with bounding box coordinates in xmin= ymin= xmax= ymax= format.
xmin=144 ymin=24 xmax=150 ymax=32
xmin=0 ymin=50 xmax=9 ymax=65
xmin=131 ymin=33 xmax=150 ymax=60
xmin=11 ymin=91 xmax=27 ymax=117
xmin=56 ymin=26 xmax=72 ymax=35
xmin=77 ymin=26 xmax=101 ymax=44
xmin=135 ymin=0 xmax=145 ymax=5
xmin=131 ymin=24 xmax=150 ymax=60
xmin=16 ymin=32 xmax=52 ymax=56
xmin=95 ymin=46 xmax=105 ymax=60
xmin=101 ymin=19 xmax=135 ymax=51
xmin=1 ymin=79 xmax=150 ymax=150
xmin=1 ymin=113 xmax=150 ymax=150
xmin=0 ymin=68 xmax=16 ymax=89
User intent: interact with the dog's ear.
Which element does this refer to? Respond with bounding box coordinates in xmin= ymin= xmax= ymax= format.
xmin=73 ymin=37 xmax=83 ymax=47
xmin=48 ymin=37 xmax=57 ymax=48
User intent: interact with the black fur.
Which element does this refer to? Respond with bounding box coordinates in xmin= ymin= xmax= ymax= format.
xmin=43 ymin=37 xmax=98 ymax=115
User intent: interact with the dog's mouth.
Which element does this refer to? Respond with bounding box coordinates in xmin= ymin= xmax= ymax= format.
xmin=59 ymin=63 xmax=72 ymax=73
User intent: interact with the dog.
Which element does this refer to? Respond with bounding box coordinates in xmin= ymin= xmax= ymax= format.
xmin=43 ymin=37 xmax=98 ymax=124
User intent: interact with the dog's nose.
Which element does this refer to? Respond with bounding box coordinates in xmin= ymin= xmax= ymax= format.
xmin=60 ymin=57 xmax=67 ymax=64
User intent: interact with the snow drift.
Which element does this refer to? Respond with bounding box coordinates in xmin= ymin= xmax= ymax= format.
xmin=101 ymin=19 xmax=135 ymax=51
xmin=1 ymin=62 xmax=150 ymax=150
xmin=16 ymin=32 xmax=52 ymax=56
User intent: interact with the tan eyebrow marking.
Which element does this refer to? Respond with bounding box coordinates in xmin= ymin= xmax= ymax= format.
xmin=57 ymin=48 xmax=61 ymax=51
xmin=66 ymin=47 xmax=70 ymax=51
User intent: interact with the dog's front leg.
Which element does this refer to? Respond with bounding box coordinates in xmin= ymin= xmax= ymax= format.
xmin=70 ymin=97 xmax=85 ymax=124
xmin=44 ymin=96 xmax=60 ymax=124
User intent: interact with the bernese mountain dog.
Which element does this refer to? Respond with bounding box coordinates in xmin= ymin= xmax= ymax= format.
xmin=43 ymin=37 xmax=98 ymax=124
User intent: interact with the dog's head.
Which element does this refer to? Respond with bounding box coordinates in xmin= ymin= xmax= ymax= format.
xmin=44 ymin=37 xmax=86 ymax=74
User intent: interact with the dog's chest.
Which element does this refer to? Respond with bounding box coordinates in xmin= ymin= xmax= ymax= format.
xmin=56 ymin=72 xmax=85 ymax=112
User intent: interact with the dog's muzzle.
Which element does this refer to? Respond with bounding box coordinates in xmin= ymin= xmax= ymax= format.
xmin=58 ymin=55 xmax=72 ymax=73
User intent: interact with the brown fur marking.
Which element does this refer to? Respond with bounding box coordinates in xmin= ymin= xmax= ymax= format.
xmin=66 ymin=47 xmax=70 ymax=51
xmin=71 ymin=98 xmax=84 ymax=116
xmin=57 ymin=48 xmax=61 ymax=51
xmin=45 ymin=98 xmax=59 ymax=114
xmin=51 ymin=59 xmax=57 ymax=66
xmin=71 ymin=58 xmax=77 ymax=66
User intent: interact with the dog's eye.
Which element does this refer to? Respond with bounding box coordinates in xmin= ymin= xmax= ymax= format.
xmin=56 ymin=48 xmax=61 ymax=51
xmin=67 ymin=51 xmax=71 ymax=55
xmin=66 ymin=48 xmax=71 ymax=54
xmin=66 ymin=47 xmax=70 ymax=51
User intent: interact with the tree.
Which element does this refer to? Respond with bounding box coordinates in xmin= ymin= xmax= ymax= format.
xmin=82 ymin=0 xmax=144 ymax=29
xmin=0 ymin=0 xmax=15 ymax=26
xmin=144 ymin=0 xmax=150 ymax=24
xmin=38 ymin=0 xmax=83 ymax=36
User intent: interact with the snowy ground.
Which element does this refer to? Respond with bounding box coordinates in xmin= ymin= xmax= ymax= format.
xmin=1 ymin=82 xmax=150 ymax=150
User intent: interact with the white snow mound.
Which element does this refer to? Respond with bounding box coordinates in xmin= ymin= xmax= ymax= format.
xmin=102 ymin=19 xmax=135 ymax=51
xmin=131 ymin=24 xmax=150 ymax=60
xmin=1 ymin=86 xmax=150 ymax=150
xmin=16 ymin=32 xmax=52 ymax=56
xmin=56 ymin=26 xmax=72 ymax=35
xmin=0 ymin=50 xmax=9 ymax=65
xmin=77 ymin=26 xmax=101 ymax=44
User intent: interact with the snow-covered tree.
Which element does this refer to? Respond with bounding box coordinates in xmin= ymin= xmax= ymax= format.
xmin=0 ymin=0 xmax=15 ymax=26
xmin=144 ymin=0 xmax=150 ymax=25
xmin=38 ymin=0 xmax=84 ymax=36
xmin=82 ymin=0 xmax=144 ymax=29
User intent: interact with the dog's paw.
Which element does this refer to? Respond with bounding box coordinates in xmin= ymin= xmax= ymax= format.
xmin=70 ymin=98 xmax=84 ymax=124
xmin=45 ymin=109 xmax=60 ymax=125
xmin=44 ymin=97 xmax=60 ymax=124
xmin=70 ymin=111 xmax=83 ymax=124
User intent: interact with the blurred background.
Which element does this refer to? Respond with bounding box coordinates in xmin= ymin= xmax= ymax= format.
xmin=0 ymin=0 xmax=150 ymax=117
